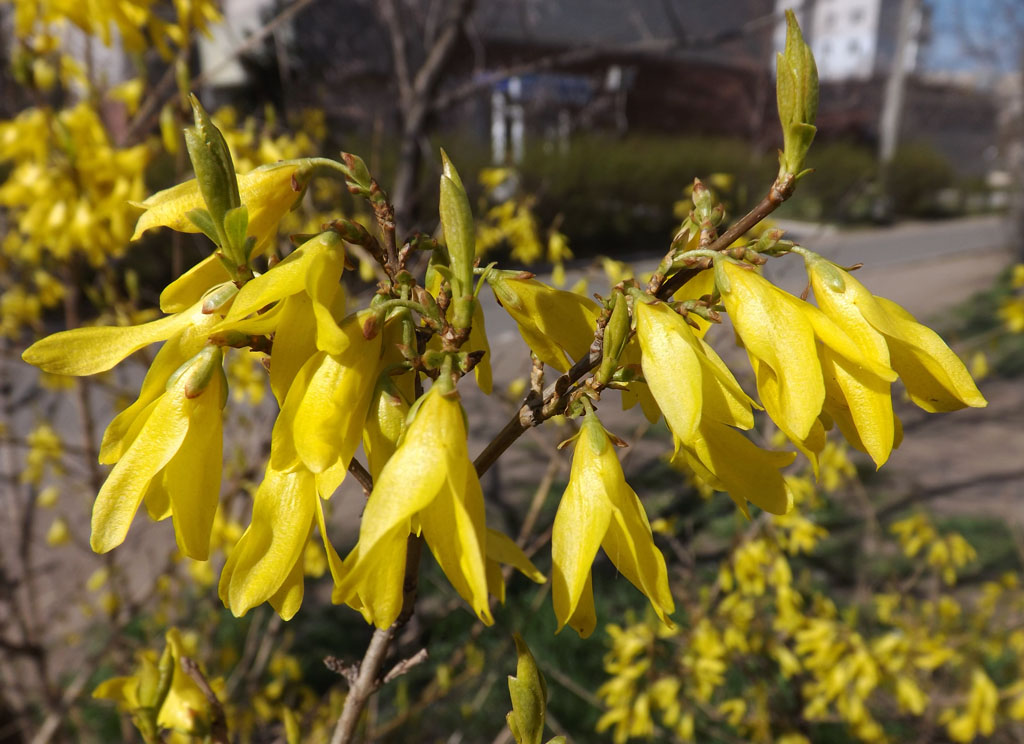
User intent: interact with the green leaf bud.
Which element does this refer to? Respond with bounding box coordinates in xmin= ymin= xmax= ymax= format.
xmin=507 ymin=634 xmax=547 ymax=744
xmin=438 ymin=149 xmax=476 ymax=328
xmin=776 ymin=10 xmax=819 ymax=177
xmin=185 ymin=95 xmax=240 ymax=248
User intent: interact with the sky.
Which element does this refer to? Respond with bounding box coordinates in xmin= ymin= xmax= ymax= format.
xmin=922 ymin=0 xmax=1024 ymax=76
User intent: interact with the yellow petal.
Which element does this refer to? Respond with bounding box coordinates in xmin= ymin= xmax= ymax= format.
xmin=807 ymin=259 xmax=894 ymax=376
xmin=565 ymin=570 xmax=597 ymax=638
xmin=291 ymin=319 xmax=381 ymax=473
xmin=165 ymin=374 xmax=224 ymax=559
xmin=342 ymin=387 xmax=463 ymax=566
xmin=268 ymin=294 xmax=317 ymax=406
xmin=131 ymin=178 xmax=205 ymax=239
xmin=268 ymin=528 xmax=309 ymax=621
xmin=159 ymin=254 xmax=230 ymax=313
xmin=695 ymin=335 xmax=757 ymax=429
xmin=820 ymin=347 xmax=895 ymax=468
xmin=681 ymin=419 xmax=795 ymax=516
xmin=786 ymin=294 xmax=896 ymax=382
xmin=269 ymin=350 xmax=324 ymax=471
xmin=315 ymin=496 xmax=346 ymax=587
xmin=91 ymin=386 xmax=191 ymax=553
xmin=490 ymin=277 xmax=599 ymax=372
xmin=602 ymin=483 xmax=675 ymax=625
xmin=551 ymin=416 xmax=614 ymax=632
xmin=133 ymin=162 xmax=301 ymax=248
xmin=363 ymin=378 xmax=409 ymax=481
xmin=99 ymin=305 xmax=220 ymax=464
xmin=420 ymin=468 xmax=493 ymax=625
xmin=873 ymin=296 xmax=987 ymax=412
xmin=486 ymin=528 xmax=545 ymax=584
xmin=224 ymin=231 xmax=344 ymax=324
xmin=335 ymin=526 xmax=409 ymax=628
xmin=23 ymin=303 xmax=197 ymax=376
xmin=721 ymin=262 xmax=823 ymax=440
xmin=635 ymin=301 xmax=703 ymax=442
xmin=223 ymin=466 xmax=316 ymax=617
xmin=143 ymin=474 xmax=171 ymax=521
xmin=749 ymin=355 xmax=826 ymax=472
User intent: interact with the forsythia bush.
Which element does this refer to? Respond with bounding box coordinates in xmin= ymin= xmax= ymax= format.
xmin=7 ymin=6 xmax=1013 ymax=743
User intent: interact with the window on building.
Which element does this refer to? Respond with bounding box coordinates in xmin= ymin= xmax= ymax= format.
xmin=848 ymin=38 xmax=860 ymax=55
xmin=851 ymin=8 xmax=864 ymax=23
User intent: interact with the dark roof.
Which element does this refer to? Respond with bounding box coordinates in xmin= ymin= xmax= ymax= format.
xmin=475 ymin=0 xmax=775 ymax=68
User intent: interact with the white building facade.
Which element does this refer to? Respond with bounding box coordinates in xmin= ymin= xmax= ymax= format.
xmin=774 ymin=0 xmax=923 ymax=81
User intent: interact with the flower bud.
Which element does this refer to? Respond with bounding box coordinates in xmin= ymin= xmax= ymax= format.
xmin=776 ymin=10 xmax=818 ymax=178
xmin=439 ymin=150 xmax=476 ymax=329
xmin=184 ymin=95 xmax=240 ymax=246
xmin=166 ymin=345 xmax=224 ymax=399
xmin=597 ymin=290 xmax=630 ymax=385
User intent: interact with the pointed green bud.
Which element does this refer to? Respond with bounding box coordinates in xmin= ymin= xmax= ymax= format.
xmin=692 ymin=178 xmax=713 ymax=221
xmin=597 ymin=291 xmax=630 ymax=385
xmin=201 ymin=281 xmax=239 ymax=314
xmin=439 ymin=150 xmax=475 ymax=328
xmin=151 ymin=640 xmax=175 ymax=713
xmin=507 ymin=634 xmax=547 ymax=744
xmin=185 ymin=95 xmax=240 ymax=248
xmin=166 ymin=345 xmax=224 ymax=399
xmin=776 ymin=10 xmax=818 ymax=178
xmin=223 ymin=204 xmax=250 ymax=259
xmin=341 ymin=152 xmax=372 ymax=191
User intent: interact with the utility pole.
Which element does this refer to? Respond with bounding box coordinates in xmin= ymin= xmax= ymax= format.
xmin=876 ymin=0 xmax=922 ymax=220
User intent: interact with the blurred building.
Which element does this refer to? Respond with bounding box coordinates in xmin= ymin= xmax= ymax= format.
xmin=775 ymin=0 xmax=924 ymax=81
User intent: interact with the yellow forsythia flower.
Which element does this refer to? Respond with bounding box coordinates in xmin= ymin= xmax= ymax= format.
xmin=219 ymin=464 xmax=335 ymax=620
xmin=489 ymin=275 xmax=599 ymax=372
xmin=635 ymin=298 xmax=755 ymax=442
xmin=335 ymin=384 xmax=492 ymax=629
xmin=551 ymin=408 xmax=674 ymax=638
xmin=23 ymin=301 xmax=227 ymax=558
xmin=634 ymin=297 xmax=793 ymax=515
xmin=718 ymin=259 xmax=896 ymax=469
xmin=93 ymin=628 xmax=222 ymax=737
xmin=217 ymin=230 xmax=348 ymax=404
xmin=135 ymin=162 xmax=306 ymax=313
xmin=805 ymin=256 xmax=986 ymax=414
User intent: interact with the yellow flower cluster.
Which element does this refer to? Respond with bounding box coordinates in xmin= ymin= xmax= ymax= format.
xmin=597 ymin=444 xmax=1024 ymax=744
xmin=10 ymin=0 xmax=220 ymax=59
xmin=999 ymin=264 xmax=1024 ymax=333
xmin=0 ymin=103 xmax=149 ymax=335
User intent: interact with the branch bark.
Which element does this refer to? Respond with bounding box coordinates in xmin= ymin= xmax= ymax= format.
xmin=382 ymin=0 xmax=474 ymax=233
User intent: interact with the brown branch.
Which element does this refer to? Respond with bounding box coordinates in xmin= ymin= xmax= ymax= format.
xmin=347 ymin=459 xmax=374 ymax=498
xmin=379 ymin=0 xmax=415 ymax=111
xmin=180 ymin=657 xmax=228 ymax=744
xmin=329 ymin=536 xmax=423 ymax=744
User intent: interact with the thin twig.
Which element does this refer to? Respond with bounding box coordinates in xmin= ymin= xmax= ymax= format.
xmin=180 ymin=657 xmax=229 ymax=744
